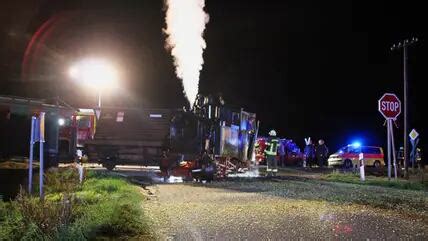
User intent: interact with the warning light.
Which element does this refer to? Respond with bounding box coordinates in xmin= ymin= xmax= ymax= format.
xmin=58 ymin=118 xmax=65 ymax=126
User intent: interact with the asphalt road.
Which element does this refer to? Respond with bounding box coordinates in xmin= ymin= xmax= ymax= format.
xmin=139 ymin=177 xmax=428 ymax=240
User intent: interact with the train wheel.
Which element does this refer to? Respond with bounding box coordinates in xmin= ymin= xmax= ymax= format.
xmin=103 ymin=156 xmax=116 ymax=171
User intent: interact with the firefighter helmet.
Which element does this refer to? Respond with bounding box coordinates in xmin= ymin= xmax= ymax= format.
xmin=269 ymin=129 xmax=277 ymax=137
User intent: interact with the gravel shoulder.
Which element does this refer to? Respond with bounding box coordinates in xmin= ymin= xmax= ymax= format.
xmin=142 ymin=178 xmax=428 ymax=240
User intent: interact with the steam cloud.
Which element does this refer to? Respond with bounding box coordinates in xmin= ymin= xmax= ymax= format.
xmin=164 ymin=0 xmax=209 ymax=107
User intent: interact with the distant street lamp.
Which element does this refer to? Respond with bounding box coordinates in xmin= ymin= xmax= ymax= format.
xmin=69 ymin=58 xmax=119 ymax=108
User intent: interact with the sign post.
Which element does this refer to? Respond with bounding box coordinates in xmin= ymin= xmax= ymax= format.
xmin=39 ymin=112 xmax=45 ymax=200
xmin=359 ymin=152 xmax=365 ymax=181
xmin=27 ymin=113 xmax=46 ymax=199
xmin=94 ymin=107 xmax=101 ymax=120
xmin=389 ymin=121 xmax=398 ymax=179
xmin=378 ymin=93 xmax=401 ymax=180
xmin=409 ymin=129 xmax=419 ymax=169
xmin=387 ymin=120 xmax=392 ymax=180
xmin=28 ymin=117 xmax=36 ymax=194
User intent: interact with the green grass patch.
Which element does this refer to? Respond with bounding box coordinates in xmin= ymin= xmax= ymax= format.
xmin=0 ymin=169 xmax=150 ymax=240
xmin=322 ymin=172 xmax=428 ymax=191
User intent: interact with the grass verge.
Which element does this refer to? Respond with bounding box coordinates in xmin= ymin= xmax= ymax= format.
xmin=322 ymin=172 xmax=428 ymax=191
xmin=208 ymin=177 xmax=428 ymax=219
xmin=0 ymin=169 xmax=150 ymax=240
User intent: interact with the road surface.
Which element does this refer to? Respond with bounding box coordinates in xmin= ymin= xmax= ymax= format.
xmin=142 ymin=178 xmax=428 ymax=240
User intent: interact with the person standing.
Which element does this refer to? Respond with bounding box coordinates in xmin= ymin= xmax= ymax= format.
xmin=316 ymin=139 xmax=329 ymax=168
xmin=303 ymin=138 xmax=315 ymax=168
xmin=278 ymin=139 xmax=286 ymax=167
xmin=160 ymin=149 xmax=171 ymax=181
xmin=265 ymin=130 xmax=280 ymax=176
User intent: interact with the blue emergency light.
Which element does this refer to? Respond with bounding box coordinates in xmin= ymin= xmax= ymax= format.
xmin=351 ymin=142 xmax=361 ymax=147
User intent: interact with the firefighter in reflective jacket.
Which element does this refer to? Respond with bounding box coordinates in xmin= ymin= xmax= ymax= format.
xmin=265 ymin=130 xmax=280 ymax=176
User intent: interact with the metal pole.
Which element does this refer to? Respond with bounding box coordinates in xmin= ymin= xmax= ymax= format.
xmin=387 ymin=120 xmax=392 ymax=180
xmin=39 ymin=140 xmax=44 ymax=200
xmin=391 ymin=37 xmax=418 ymax=179
xmin=411 ymin=140 xmax=414 ymax=170
xmin=250 ymin=120 xmax=260 ymax=165
xmin=28 ymin=117 xmax=35 ymax=194
xmin=359 ymin=153 xmax=365 ymax=182
xmin=403 ymin=45 xmax=408 ymax=179
xmin=97 ymin=89 xmax=102 ymax=108
xmin=39 ymin=112 xmax=45 ymax=201
xmin=411 ymin=139 xmax=416 ymax=170
xmin=390 ymin=120 xmax=398 ymax=179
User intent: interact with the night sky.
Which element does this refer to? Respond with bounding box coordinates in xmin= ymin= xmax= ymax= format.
xmin=1 ymin=0 xmax=427 ymax=153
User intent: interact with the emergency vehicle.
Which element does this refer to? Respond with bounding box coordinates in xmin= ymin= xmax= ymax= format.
xmin=255 ymin=138 xmax=303 ymax=166
xmin=328 ymin=144 xmax=384 ymax=168
xmin=58 ymin=109 xmax=96 ymax=161
xmin=1 ymin=95 xmax=76 ymax=167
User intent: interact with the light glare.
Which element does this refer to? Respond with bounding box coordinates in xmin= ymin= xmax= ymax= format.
xmin=351 ymin=142 xmax=361 ymax=147
xmin=58 ymin=118 xmax=65 ymax=126
xmin=69 ymin=58 xmax=119 ymax=90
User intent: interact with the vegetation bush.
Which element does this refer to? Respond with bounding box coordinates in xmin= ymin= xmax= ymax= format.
xmin=44 ymin=168 xmax=82 ymax=194
xmin=0 ymin=169 xmax=150 ymax=240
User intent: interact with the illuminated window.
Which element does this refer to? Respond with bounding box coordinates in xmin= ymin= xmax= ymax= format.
xmin=116 ymin=112 xmax=124 ymax=122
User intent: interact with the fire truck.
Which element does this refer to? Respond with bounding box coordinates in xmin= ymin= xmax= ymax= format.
xmin=255 ymin=138 xmax=303 ymax=166
xmin=58 ymin=109 xmax=96 ymax=162
xmin=1 ymin=95 xmax=76 ymax=167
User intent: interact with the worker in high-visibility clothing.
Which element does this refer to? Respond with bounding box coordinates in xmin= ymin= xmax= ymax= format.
xmin=265 ymin=129 xmax=280 ymax=176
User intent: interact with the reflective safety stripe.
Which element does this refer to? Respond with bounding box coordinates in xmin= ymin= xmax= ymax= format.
xmin=272 ymin=169 xmax=278 ymax=172
xmin=269 ymin=140 xmax=279 ymax=153
xmin=266 ymin=168 xmax=272 ymax=171
xmin=265 ymin=138 xmax=280 ymax=155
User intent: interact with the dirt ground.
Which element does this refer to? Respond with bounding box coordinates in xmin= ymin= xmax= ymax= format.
xmin=142 ymin=177 xmax=428 ymax=240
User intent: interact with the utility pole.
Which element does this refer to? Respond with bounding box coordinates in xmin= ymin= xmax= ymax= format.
xmin=391 ymin=37 xmax=418 ymax=179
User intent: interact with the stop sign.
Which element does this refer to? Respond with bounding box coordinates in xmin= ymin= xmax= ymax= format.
xmin=378 ymin=93 xmax=401 ymax=119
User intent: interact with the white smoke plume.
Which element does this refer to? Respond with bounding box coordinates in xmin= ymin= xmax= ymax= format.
xmin=164 ymin=0 xmax=209 ymax=107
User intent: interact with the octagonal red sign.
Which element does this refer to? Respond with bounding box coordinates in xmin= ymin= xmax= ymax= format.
xmin=378 ymin=93 xmax=401 ymax=119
